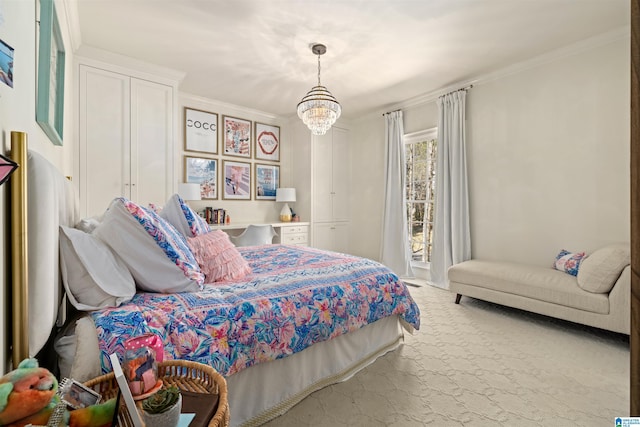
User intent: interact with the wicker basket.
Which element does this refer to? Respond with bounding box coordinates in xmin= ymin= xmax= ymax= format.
xmin=84 ymin=360 xmax=229 ymax=427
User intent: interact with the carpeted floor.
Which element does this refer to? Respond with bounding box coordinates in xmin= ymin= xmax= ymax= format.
xmin=262 ymin=284 xmax=629 ymax=426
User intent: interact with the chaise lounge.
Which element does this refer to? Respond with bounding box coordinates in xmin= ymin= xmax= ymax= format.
xmin=448 ymin=243 xmax=630 ymax=334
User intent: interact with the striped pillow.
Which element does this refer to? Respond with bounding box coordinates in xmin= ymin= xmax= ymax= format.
xmin=94 ymin=197 xmax=204 ymax=293
xmin=160 ymin=194 xmax=210 ymax=238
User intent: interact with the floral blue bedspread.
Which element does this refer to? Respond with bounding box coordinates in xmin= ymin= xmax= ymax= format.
xmin=91 ymin=245 xmax=421 ymax=377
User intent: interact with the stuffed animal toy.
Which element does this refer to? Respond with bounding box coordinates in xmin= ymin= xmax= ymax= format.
xmin=0 ymin=358 xmax=59 ymax=426
xmin=68 ymin=398 xmax=117 ymax=427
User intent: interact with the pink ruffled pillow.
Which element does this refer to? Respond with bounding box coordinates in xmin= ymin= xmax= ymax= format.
xmin=187 ymin=230 xmax=252 ymax=283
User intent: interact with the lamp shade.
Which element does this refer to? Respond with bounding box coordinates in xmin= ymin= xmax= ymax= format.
xmin=178 ymin=183 xmax=202 ymax=201
xmin=276 ymin=188 xmax=296 ymax=203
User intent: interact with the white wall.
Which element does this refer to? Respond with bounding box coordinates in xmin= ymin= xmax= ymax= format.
xmin=0 ymin=0 xmax=75 ymax=373
xmin=350 ymin=35 xmax=629 ymax=269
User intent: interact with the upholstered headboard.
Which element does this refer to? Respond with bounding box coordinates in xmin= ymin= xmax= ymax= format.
xmin=10 ymin=132 xmax=78 ymax=364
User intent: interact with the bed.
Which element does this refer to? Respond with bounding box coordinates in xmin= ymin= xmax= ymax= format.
xmin=8 ymin=134 xmax=421 ymax=427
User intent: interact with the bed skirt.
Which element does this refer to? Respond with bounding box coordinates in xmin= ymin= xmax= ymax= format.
xmin=57 ymin=315 xmax=405 ymax=427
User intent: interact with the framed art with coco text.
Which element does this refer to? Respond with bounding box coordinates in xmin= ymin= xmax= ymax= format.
xmin=254 ymin=122 xmax=280 ymax=162
xmin=223 ymin=160 xmax=251 ymax=200
xmin=255 ymin=163 xmax=279 ymax=200
xmin=36 ymin=0 xmax=65 ymax=146
xmin=185 ymin=156 xmax=218 ymax=200
xmin=184 ymin=107 xmax=218 ymax=154
xmin=222 ymin=116 xmax=251 ymax=158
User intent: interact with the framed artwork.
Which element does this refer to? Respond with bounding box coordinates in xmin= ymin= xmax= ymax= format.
xmin=222 ymin=115 xmax=251 ymax=158
xmin=36 ymin=0 xmax=65 ymax=146
xmin=223 ymin=160 xmax=251 ymax=200
xmin=254 ymin=122 xmax=280 ymax=162
xmin=255 ymin=163 xmax=279 ymax=200
xmin=184 ymin=156 xmax=218 ymax=200
xmin=184 ymin=107 xmax=218 ymax=154
xmin=0 ymin=38 xmax=14 ymax=88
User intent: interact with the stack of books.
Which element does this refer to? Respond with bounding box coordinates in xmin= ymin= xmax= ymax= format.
xmin=204 ymin=207 xmax=227 ymax=224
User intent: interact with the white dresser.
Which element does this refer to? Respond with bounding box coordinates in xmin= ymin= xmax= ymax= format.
xmin=211 ymin=222 xmax=310 ymax=246
xmin=278 ymin=224 xmax=310 ymax=246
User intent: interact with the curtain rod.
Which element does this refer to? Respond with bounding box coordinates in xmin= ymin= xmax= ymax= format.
xmin=382 ymin=84 xmax=473 ymax=116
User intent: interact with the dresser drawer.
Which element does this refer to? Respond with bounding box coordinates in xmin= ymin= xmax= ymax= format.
xmin=281 ymin=233 xmax=308 ymax=245
xmin=280 ymin=225 xmax=309 ymax=235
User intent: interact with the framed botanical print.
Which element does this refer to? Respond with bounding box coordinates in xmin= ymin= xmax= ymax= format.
xmin=223 ymin=160 xmax=251 ymax=200
xmin=184 ymin=156 xmax=218 ymax=199
xmin=222 ymin=116 xmax=251 ymax=158
xmin=36 ymin=0 xmax=65 ymax=146
xmin=254 ymin=122 xmax=280 ymax=162
xmin=184 ymin=107 xmax=218 ymax=154
xmin=255 ymin=163 xmax=279 ymax=200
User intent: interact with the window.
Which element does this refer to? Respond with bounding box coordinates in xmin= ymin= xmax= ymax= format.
xmin=405 ymin=128 xmax=437 ymax=265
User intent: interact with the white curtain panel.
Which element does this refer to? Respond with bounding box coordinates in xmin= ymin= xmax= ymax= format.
xmin=380 ymin=111 xmax=414 ymax=278
xmin=430 ymin=91 xmax=471 ymax=288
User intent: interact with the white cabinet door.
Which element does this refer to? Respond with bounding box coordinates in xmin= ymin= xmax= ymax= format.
xmin=79 ymin=65 xmax=130 ymax=217
xmin=313 ymin=131 xmax=334 ymax=223
xmin=130 ymin=78 xmax=173 ymax=208
xmin=313 ymin=222 xmax=349 ymax=253
xmin=79 ymin=65 xmax=174 ymax=217
xmin=331 ymin=128 xmax=350 ymax=222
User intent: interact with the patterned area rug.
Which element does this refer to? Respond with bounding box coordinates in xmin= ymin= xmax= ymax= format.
xmin=263 ymin=284 xmax=629 ymax=426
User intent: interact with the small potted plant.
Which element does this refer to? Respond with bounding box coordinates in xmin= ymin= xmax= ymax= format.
xmin=140 ymin=385 xmax=182 ymax=427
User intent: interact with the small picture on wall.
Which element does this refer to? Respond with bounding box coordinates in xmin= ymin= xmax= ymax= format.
xmin=184 ymin=107 xmax=218 ymax=154
xmin=223 ymin=116 xmax=251 ymax=158
xmin=254 ymin=122 xmax=280 ymax=162
xmin=223 ymin=160 xmax=251 ymax=200
xmin=185 ymin=156 xmax=217 ymax=199
xmin=0 ymin=38 xmax=14 ymax=88
xmin=255 ymin=163 xmax=279 ymax=200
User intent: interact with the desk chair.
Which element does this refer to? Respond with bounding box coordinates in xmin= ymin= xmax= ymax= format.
xmin=230 ymin=225 xmax=278 ymax=247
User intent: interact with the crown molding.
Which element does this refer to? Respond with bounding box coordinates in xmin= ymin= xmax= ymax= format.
xmin=59 ymin=0 xmax=81 ymax=51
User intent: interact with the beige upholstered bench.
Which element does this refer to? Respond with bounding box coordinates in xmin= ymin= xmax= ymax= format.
xmin=448 ymin=243 xmax=630 ymax=334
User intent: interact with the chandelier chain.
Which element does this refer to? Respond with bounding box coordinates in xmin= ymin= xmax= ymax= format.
xmin=317 ymin=53 xmax=321 ymax=86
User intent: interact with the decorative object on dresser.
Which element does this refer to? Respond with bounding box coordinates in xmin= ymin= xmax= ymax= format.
xmin=222 ymin=115 xmax=251 ymax=158
xmin=276 ymin=187 xmax=296 ymax=222
xmin=254 ymin=122 xmax=280 ymax=161
xmin=255 ymin=163 xmax=279 ymax=200
xmin=297 ymin=43 xmax=341 ymax=136
xmin=185 ymin=156 xmax=218 ymax=200
xmin=184 ymin=107 xmax=218 ymax=154
xmin=222 ymin=160 xmax=251 ymax=200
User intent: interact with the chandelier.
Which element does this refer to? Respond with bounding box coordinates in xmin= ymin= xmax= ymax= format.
xmin=297 ymin=44 xmax=341 ymax=136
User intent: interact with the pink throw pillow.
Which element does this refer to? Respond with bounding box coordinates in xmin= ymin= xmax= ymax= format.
xmin=187 ymin=230 xmax=252 ymax=283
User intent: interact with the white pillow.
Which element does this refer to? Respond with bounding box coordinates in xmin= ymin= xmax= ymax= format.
xmin=75 ymin=215 xmax=103 ymax=233
xmin=59 ymin=225 xmax=136 ymax=310
xmin=93 ymin=197 xmax=204 ymax=293
xmin=577 ymin=243 xmax=630 ymax=293
xmin=160 ymin=194 xmax=209 ymax=238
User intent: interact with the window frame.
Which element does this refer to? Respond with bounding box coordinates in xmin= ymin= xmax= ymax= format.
xmin=404 ymin=127 xmax=437 ymax=268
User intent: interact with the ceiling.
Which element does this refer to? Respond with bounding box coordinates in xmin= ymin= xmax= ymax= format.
xmin=73 ymin=0 xmax=629 ymax=119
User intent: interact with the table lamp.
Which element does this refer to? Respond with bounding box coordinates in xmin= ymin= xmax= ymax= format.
xmin=178 ymin=183 xmax=202 ymax=203
xmin=276 ymin=188 xmax=296 ymax=222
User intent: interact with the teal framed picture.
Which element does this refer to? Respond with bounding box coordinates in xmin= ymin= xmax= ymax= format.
xmin=36 ymin=0 xmax=65 ymax=146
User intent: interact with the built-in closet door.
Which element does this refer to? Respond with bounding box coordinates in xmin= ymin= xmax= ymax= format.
xmin=130 ymin=78 xmax=173 ymax=209
xmin=79 ymin=65 xmax=130 ymax=217
xmin=79 ymin=64 xmax=174 ymax=217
